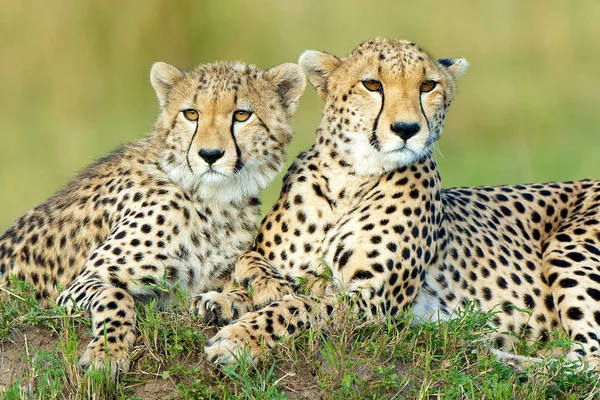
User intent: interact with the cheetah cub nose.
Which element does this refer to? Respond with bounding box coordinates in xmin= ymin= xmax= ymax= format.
xmin=390 ymin=122 xmax=420 ymax=141
xmin=198 ymin=149 xmax=225 ymax=165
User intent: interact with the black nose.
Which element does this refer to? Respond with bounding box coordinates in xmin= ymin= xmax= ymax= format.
xmin=198 ymin=149 xmax=225 ymax=165
xmin=390 ymin=122 xmax=421 ymax=141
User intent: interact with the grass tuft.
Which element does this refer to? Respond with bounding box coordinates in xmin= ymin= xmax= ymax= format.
xmin=2 ymin=282 xmax=600 ymax=398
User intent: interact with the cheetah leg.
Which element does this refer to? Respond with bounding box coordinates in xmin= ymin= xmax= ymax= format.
xmin=57 ymin=274 xmax=136 ymax=380
xmin=193 ymin=251 xmax=295 ymax=324
xmin=235 ymin=251 xmax=296 ymax=306
xmin=543 ymin=222 xmax=600 ymax=372
xmin=204 ymin=293 xmax=337 ymax=364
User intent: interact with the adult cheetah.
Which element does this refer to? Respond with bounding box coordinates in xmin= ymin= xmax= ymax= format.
xmin=0 ymin=59 xmax=306 ymax=378
xmin=197 ymin=38 xmax=600 ymax=370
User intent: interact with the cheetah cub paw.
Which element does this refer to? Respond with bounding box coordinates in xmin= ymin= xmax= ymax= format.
xmin=79 ymin=336 xmax=134 ymax=381
xmin=191 ymin=291 xmax=253 ymax=325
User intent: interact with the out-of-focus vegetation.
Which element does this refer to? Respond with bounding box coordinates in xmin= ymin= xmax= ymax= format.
xmin=1 ymin=0 xmax=599 ymax=229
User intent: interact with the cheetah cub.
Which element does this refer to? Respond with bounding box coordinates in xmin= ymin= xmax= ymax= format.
xmin=198 ymin=39 xmax=600 ymax=372
xmin=0 ymin=60 xmax=306 ymax=378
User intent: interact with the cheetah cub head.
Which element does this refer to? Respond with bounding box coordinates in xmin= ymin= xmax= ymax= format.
xmin=299 ymin=38 xmax=467 ymax=175
xmin=150 ymin=61 xmax=306 ymax=202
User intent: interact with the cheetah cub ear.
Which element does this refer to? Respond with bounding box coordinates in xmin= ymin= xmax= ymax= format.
xmin=437 ymin=58 xmax=469 ymax=80
xmin=263 ymin=63 xmax=307 ymax=118
xmin=150 ymin=62 xmax=185 ymax=108
xmin=298 ymin=50 xmax=343 ymax=100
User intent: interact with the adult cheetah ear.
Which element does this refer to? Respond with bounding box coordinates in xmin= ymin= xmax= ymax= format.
xmin=263 ymin=63 xmax=307 ymax=118
xmin=437 ymin=58 xmax=469 ymax=80
xmin=150 ymin=62 xmax=185 ymax=108
xmin=298 ymin=50 xmax=342 ymax=100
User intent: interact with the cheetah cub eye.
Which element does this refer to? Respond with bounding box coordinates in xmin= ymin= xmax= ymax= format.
xmin=183 ymin=109 xmax=199 ymax=121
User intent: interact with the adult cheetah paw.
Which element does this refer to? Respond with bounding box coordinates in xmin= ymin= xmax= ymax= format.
xmin=204 ymin=323 xmax=264 ymax=365
xmin=249 ymin=278 xmax=295 ymax=308
xmin=191 ymin=291 xmax=253 ymax=325
xmin=564 ymin=350 xmax=600 ymax=373
xmin=79 ymin=341 xmax=131 ymax=382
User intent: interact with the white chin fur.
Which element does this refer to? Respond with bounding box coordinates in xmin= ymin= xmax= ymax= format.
xmin=347 ymin=134 xmax=429 ymax=176
xmin=161 ymin=157 xmax=279 ymax=203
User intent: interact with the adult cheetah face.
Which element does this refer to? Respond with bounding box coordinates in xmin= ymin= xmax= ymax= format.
xmin=300 ymin=38 xmax=468 ymax=175
xmin=150 ymin=61 xmax=306 ymax=202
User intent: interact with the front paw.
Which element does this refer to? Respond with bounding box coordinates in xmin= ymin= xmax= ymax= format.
xmin=250 ymin=278 xmax=295 ymax=308
xmin=79 ymin=338 xmax=131 ymax=381
xmin=204 ymin=322 xmax=264 ymax=365
xmin=191 ymin=291 xmax=252 ymax=325
xmin=565 ymin=349 xmax=600 ymax=373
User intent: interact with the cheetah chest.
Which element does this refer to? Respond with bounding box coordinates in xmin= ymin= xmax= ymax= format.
xmin=165 ymin=200 xmax=258 ymax=295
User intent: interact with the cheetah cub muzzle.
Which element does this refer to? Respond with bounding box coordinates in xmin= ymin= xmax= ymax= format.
xmin=0 ymin=59 xmax=306 ymax=379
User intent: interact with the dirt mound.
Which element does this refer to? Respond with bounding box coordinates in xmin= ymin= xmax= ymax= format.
xmin=0 ymin=326 xmax=58 ymax=389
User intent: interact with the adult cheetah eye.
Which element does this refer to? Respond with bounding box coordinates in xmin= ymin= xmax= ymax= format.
xmin=183 ymin=109 xmax=199 ymax=121
xmin=420 ymin=80 xmax=437 ymax=93
xmin=362 ymin=80 xmax=382 ymax=92
xmin=233 ymin=110 xmax=252 ymax=122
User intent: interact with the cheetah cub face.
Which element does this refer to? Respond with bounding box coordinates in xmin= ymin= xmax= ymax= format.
xmin=151 ymin=61 xmax=306 ymax=202
xmin=299 ymin=38 xmax=468 ymax=175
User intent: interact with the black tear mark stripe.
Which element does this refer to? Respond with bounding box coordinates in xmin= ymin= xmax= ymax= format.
xmin=231 ymin=89 xmax=244 ymax=173
xmin=230 ymin=123 xmax=244 ymax=173
xmin=187 ymin=120 xmax=199 ymax=172
xmin=370 ymin=87 xmax=385 ymax=151
xmin=184 ymin=72 xmax=207 ymax=170
xmin=419 ymin=67 xmax=431 ymax=132
xmin=418 ymin=91 xmax=431 ymax=132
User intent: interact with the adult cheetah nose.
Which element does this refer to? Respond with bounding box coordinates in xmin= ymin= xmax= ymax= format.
xmin=390 ymin=122 xmax=420 ymax=141
xmin=198 ymin=149 xmax=225 ymax=165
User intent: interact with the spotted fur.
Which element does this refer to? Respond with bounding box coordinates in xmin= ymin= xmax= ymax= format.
xmin=0 ymin=60 xmax=306 ymax=378
xmin=197 ymin=39 xmax=600 ymax=370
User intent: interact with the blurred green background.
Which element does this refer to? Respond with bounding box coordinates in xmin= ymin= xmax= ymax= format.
xmin=1 ymin=0 xmax=599 ymax=230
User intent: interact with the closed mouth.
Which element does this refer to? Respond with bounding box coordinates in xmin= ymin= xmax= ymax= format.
xmin=201 ymin=168 xmax=228 ymax=177
xmin=387 ymin=146 xmax=413 ymax=154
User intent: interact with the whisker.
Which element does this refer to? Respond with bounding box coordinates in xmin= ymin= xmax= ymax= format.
xmin=432 ymin=143 xmax=444 ymax=159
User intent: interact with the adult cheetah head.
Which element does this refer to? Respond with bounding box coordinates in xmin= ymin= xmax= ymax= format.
xmin=150 ymin=61 xmax=306 ymax=202
xmin=299 ymin=38 xmax=467 ymax=175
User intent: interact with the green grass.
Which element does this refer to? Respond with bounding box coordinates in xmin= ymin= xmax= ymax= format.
xmin=2 ymin=281 xmax=600 ymax=399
